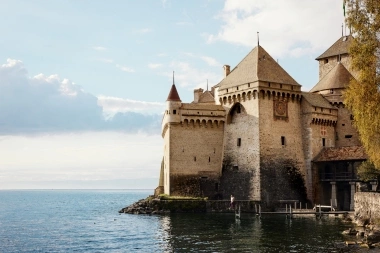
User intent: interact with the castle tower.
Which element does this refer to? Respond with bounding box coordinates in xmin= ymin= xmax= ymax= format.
xmin=216 ymin=45 xmax=307 ymax=206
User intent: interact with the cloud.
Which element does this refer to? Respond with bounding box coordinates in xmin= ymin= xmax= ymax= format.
xmin=136 ymin=28 xmax=152 ymax=34
xmin=92 ymin=46 xmax=107 ymax=51
xmin=116 ymin=64 xmax=135 ymax=73
xmin=0 ymin=59 xmax=160 ymax=134
xmin=207 ymin=0 xmax=343 ymax=58
xmin=163 ymin=60 xmax=221 ymax=89
xmin=148 ymin=63 xmax=163 ymax=69
xmin=97 ymin=96 xmax=164 ymax=118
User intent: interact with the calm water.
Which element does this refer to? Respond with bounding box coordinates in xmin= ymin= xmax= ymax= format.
xmin=0 ymin=190 xmax=356 ymax=252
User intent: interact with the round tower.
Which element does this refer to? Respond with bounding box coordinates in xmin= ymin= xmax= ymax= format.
xmin=165 ymin=83 xmax=182 ymax=123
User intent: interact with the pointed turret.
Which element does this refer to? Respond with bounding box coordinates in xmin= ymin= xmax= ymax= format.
xmin=166 ymin=84 xmax=181 ymax=101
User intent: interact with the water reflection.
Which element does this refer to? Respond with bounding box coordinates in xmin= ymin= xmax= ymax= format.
xmin=157 ymin=213 xmax=352 ymax=252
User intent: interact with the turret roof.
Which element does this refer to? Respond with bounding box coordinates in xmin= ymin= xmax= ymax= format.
xmin=217 ymin=45 xmax=299 ymax=90
xmin=166 ymin=84 xmax=181 ymax=101
xmin=309 ymin=62 xmax=355 ymax=93
xmin=316 ymin=35 xmax=353 ymax=60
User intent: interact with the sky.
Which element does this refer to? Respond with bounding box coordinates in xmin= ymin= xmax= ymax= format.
xmin=0 ymin=0 xmax=347 ymax=189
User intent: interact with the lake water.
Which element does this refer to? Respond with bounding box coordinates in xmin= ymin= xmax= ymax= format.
xmin=0 ymin=190 xmax=358 ymax=252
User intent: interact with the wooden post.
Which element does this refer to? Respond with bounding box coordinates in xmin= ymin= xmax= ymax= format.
xmin=294 ymin=201 xmax=296 ymax=210
xmin=290 ymin=205 xmax=293 ymax=219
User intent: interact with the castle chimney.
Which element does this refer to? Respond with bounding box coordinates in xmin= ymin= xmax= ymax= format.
xmin=193 ymin=88 xmax=203 ymax=103
xmin=223 ymin=65 xmax=230 ymax=77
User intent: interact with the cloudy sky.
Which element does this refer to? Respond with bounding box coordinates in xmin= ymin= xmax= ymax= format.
xmin=0 ymin=0 xmax=346 ymax=189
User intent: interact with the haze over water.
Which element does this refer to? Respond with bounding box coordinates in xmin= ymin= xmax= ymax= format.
xmin=0 ymin=190 xmax=355 ymax=252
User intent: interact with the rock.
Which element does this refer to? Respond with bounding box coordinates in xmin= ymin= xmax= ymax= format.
xmin=345 ymin=241 xmax=356 ymax=246
xmin=342 ymin=228 xmax=357 ymax=235
xmin=366 ymin=231 xmax=380 ymax=244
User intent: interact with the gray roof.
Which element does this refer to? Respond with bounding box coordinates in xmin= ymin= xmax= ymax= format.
xmin=302 ymin=92 xmax=334 ymax=108
xmin=316 ymin=35 xmax=353 ymax=60
xmin=198 ymin=91 xmax=215 ymax=103
xmin=310 ymin=62 xmax=355 ymax=93
xmin=218 ymin=45 xmax=299 ymax=90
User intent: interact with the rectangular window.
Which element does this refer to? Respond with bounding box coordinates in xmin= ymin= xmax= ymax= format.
xmin=237 ymin=138 xmax=241 ymax=146
xmin=322 ymin=138 xmax=326 ymax=147
xmin=194 ymin=156 xmax=196 ymax=162
xmin=173 ymin=110 xmax=176 ymax=114
xmin=281 ymin=136 xmax=285 ymax=146
xmin=321 ymin=126 xmax=326 ymax=136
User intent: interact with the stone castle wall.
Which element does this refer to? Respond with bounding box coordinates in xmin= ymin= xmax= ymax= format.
xmin=258 ymin=92 xmax=308 ymax=207
xmin=220 ymin=95 xmax=260 ymax=201
xmin=354 ymin=192 xmax=380 ymax=224
xmin=166 ymin=120 xmax=225 ymax=197
xmin=335 ymin=105 xmax=361 ymax=147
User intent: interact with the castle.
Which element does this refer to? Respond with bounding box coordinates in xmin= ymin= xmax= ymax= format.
xmin=156 ymin=35 xmax=369 ymax=211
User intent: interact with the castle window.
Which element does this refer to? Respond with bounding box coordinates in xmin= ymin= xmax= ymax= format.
xmin=291 ymin=86 xmax=294 ymax=90
xmin=345 ymin=135 xmax=353 ymax=139
xmin=321 ymin=126 xmax=326 ymax=136
xmin=227 ymin=89 xmax=229 ymax=92
xmin=330 ymin=89 xmax=334 ymax=94
xmin=214 ymin=148 xmax=216 ymax=154
xmin=233 ymin=165 xmax=239 ymax=171
xmin=324 ymin=59 xmax=329 ymax=64
xmin=173 ymin=110 xmax=176 ymax=114
xmin=248 ymin=83 xmax=251 ymax=88
xmin=280 ymin=84 xmax=283 ymax=89
xmin=268 ymin=82 xmax=271 ymax=87
xmin=322 ymin=138 xmax=326 ymax=147
xmin=194 ymin=156 xmax=196 ymax=161
xmin=314 ymin=107 xmax=317 ymax=111
xmin=237 ymin=138 xmax=241 ymax=146
xmin=342 ymin=124 xmax=345 ymax=126
xmin=281 ymin=136 xmax=286 ymax=146
xmin=237 ymin=86 xmax=239 ymax=90
xmin=209 ymin=157 xmax=211 ymax=162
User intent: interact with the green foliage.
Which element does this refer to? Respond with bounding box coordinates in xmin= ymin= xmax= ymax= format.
xmin=344 ymin=0 xmax=380 ymax=168
xmin=356 ymin=161 xmax=380 ymax=182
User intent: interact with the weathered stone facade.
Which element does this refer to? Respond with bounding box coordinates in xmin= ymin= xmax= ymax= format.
xmin=158 ymin=35 xmax=368 ymax=210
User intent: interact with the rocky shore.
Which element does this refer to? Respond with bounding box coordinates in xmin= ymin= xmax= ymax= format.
xmin=338 ymin=213 xmax=380 ymax=251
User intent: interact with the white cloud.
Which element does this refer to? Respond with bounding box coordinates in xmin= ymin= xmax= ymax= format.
xmin=207 ymin=0 xmax=343 ymax=58
xmin=0 ymin=58 xmax=160 ymax=134
xmin=148 ymin=63 xmax=163 ymax=69
xmin=116 ymin=64 xmax=135 ymax=73
xmin=0 ymin=132 xmax=162 ymax=188
xmin=97 ymin=96 xmax=164 ymax=117
xmin=164 ymin=60 xmax=221 ymax=89
xmin=137 ymin=28 xmax=152 ymax=34
xmin=92 ymin=46 xmax=107 ymax=51
xmin=99 ymin=58 xmax=114 ymax=63
xmin=200 ymin=56 xmax=222 ymax=67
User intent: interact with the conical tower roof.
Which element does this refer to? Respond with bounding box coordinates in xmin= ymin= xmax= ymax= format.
xmin=310 ymin=62 xmax=355 ymax=93
xmin=316 ymin=35 xmax=353 ymax=60
xmin=218 ymin=45 xmax=299 ymax=90
xmin=166 ymin=84 xmax=181 ymax=101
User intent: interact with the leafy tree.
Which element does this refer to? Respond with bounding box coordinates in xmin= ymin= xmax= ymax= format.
xmin=344 ymin=0 xmax=380 ymax=168
xmin=356 ymin=161 xmax=380 ymax=182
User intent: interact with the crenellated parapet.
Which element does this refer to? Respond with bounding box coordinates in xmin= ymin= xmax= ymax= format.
xmin=180 ymin=118 xmax=225 ymax=128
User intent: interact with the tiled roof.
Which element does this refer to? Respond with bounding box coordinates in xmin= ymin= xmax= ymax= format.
xmin=198 ymin=91 xmax=215 ymax=103
xmin=313 ymin=146 xmax=367 ymax=162
xmin=302 ymin=92 xmax=334 ymax=108
xmin=218 ymin=45 xmax=299 ymax=90
xmin=310 ymin=63 xmax=355 ymax=93
xmin=166 ymin=84 xmax=181 ymax=101
xmin=316 ymin=35 xmax=353 ymax=60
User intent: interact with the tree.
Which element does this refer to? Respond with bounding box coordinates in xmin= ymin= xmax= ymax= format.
xmin=357 ymin=161 xmax=380 ymax=183
xmin=344 ymin=0 xmax=380 ymax=168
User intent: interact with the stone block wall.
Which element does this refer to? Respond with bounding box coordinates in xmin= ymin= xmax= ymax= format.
xmin=354 ymin=192 xmax=380 ymax=224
